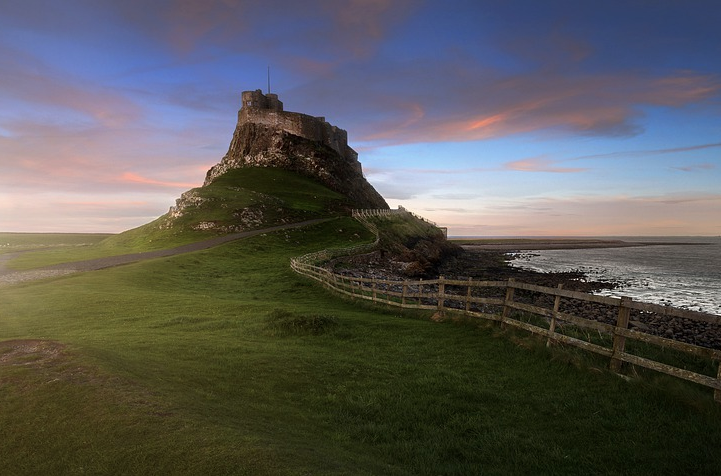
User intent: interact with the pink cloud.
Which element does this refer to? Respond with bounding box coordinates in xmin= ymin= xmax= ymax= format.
xmin=120 ymin=172 xmax=199 ymax=189
xmin=318 ymin=65 xmax=721 ymax=145
xmin=0 ymin=117 xmax=211 ymax=197
xmin=646 ymin=73 xmax=721 ymax=106
xmin=503 ymin=157 xmax=588 ymax=173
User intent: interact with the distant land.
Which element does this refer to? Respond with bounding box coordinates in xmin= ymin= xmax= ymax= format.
xmin=449 ymin=237 xmax=713 ymax=250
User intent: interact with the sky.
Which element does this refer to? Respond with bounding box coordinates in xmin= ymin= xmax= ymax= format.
xmin=1 ymin=0 xmax=720 ymax=236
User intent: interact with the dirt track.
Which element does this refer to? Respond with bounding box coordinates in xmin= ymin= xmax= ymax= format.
xmin=0 ymin=218 xmax=331 ymax=286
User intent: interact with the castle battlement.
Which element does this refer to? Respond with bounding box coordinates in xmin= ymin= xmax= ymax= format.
xmin=237 ymin=89 xmax=357 ymax=163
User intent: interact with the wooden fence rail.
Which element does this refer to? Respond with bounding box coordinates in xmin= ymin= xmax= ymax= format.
xmin=291 ymin=257 xmax=721 ymax=402
xmin=352 ymin=207 xmax=440 ymax=227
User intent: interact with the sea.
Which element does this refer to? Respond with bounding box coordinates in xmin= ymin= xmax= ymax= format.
xmin=505 ymin=236 xmax=721 ymax=316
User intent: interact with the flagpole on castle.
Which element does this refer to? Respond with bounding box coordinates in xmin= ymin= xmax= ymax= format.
xmin=267 ymin=66 xmax=271 ymax=94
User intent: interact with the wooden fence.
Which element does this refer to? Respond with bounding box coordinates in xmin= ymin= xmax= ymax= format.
xmin=352 ymin=206 xmax=440 ymax=227
xmin=291 ymin=256 xmax=721 ymax=403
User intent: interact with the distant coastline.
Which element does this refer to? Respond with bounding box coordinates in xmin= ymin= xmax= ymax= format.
xmin=450 ymin=237 xmax=712 ymax=251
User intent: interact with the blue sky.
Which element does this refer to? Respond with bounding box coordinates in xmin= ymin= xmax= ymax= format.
xmin=1 ymin=0 xmax=719 ymax=235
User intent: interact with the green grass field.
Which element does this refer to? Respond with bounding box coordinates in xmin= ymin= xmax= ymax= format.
xmin=2 ymin=218 xmax=721 ymax=475
xmin=0 ymin=232 xmax=112 ymax=252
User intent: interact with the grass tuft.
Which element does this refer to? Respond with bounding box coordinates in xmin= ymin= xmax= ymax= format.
xmin=264 ymin=309 xmax=339 ymax=336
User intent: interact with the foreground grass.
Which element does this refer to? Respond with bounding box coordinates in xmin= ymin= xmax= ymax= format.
xmin=2 ymin=220 xmax=721 ymax=475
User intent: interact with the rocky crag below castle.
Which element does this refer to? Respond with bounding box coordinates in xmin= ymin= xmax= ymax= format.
xmin=204 ymin=121 xmax=387 ymax=210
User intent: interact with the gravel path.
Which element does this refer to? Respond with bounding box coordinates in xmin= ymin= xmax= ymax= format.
xmin=0 ymin=218 xmax=331 ymax=286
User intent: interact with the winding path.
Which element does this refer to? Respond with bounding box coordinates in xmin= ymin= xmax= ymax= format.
xmin=0 ymin=218 xmax=332 ymax=286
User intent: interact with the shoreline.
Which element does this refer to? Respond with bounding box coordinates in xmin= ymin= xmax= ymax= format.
xmin=336 ymin=246 xmax=721 ymax=349
xmin=452 ymin=238 xmax=706 ymax=251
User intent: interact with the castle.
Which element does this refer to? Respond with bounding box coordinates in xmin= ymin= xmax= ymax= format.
xmin=177 ymin=87 xmax=389 ymax=227
xmin=200 ymin=87 xmax=386 ymax=209
xmin=237 ymin=89 xmax=359 ymax=166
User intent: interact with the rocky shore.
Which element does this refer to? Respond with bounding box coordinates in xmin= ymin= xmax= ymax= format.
xmin=332 ymin=245 xmax=721 ymax=350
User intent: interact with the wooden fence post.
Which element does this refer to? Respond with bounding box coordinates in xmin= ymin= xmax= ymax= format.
xmin=437 ymin=276 xmax=445 ymax=313
xmin=401 ymin=281 xmax=408 ymax=306
xmin=715 ymin=362 xmax=721 ymax=403
xmin=547 ymin=284 xmax=563 ymax=347
xmin=502 ymin=278 xmax=515 ymax=327
xmin=372 ymin=278 xmax=377 ymax=302
xmin=465 ymin=277 xmax=472 ymax=313
xmin=610 ymin=296 xmax=632 ymax=372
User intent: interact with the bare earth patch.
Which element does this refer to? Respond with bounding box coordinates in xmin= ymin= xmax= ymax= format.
xmin=0 ymin=339 xmax=67 ymax=367
xmin=0 ymin=339 xmax=174 ymax=417
xmin=0 ymin=269 xmax=77 ymax=286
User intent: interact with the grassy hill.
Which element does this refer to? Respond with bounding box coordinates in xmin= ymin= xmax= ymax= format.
xmin=3 ymin=168 xmax=357 ymax=271
xmin=104 ymin=167 xmax=355 ymax=251
xmin=2 ymin=170 xmax=721 ymax=474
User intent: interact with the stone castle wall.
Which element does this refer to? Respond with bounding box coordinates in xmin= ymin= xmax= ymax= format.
xmin=237 ymin=90 xmax=357 ymax=163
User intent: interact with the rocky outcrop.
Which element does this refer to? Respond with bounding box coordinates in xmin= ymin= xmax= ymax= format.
xmin=204 ymin=122 xmax=388 ymax=210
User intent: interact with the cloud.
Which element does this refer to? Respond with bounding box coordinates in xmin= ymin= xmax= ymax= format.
xmin=0 ymin=191 xmax=172 ymax=233
xmin=641 ymin=193 xmax=721 ymax=206
xmin=109 ymin=0 xmax=248 ymax=55
xmin=110 ymin=0 xmax=417 ymax=61
xmin=571 ymin=142 xmax=721 ymax=162
xmin=294 ymin=59 xmax=721 ymax=147
xmin=672 ymin=163 xmax=716 ymax=172
xmin=422 ymin=192 xmax=721 ymax=236
xmin=119 ymin=172 xmax=200 ymax=189
xmin=501 ymin=23 xmax=595 ymax=67
xmin=318 ymin=0 xmax=416 ymax=57
xmin=421 ymin=207 xmax=472 ymax=214
xmin=0 ymin=117 xmax=211 ymax=197
xmin=363 ymin=165 xmax=491 ymax=176
xmin=503 ymin=157 xmax=588 ymax=173
xmin=431 ymin=193 xmax=484 ymax=200
xmin=647 ymin=73 xmax=721 ymax=106
xmin=0 ymin=44 xmax=143 ymax=128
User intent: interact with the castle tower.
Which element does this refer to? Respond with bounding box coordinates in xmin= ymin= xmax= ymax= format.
xmin=241 ymin=89 xmax=283 ymax=112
